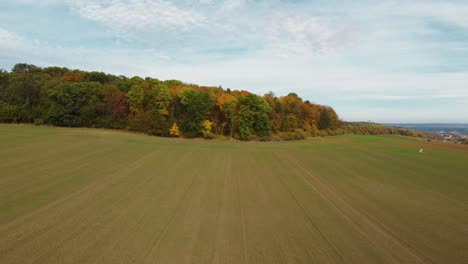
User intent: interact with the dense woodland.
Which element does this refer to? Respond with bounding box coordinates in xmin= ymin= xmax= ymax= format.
xmin=0 ymin=63 xmax=345 ymax=140
xmin=0 ymin=63 xmax=419 ymax=140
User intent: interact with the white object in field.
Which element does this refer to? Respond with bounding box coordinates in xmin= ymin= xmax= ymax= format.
xmin=419 ymin=148 xmax=423 ymax=153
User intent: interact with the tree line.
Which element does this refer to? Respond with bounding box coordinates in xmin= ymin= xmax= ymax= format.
xmin=344 ymin=122 xmax=424 ymax=137
xmin=0 ymin=63 xmax=344 ymax=140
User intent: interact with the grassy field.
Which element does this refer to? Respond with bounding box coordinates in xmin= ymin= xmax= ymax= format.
xmin=0 ymin=124 xmax=467 ymax=264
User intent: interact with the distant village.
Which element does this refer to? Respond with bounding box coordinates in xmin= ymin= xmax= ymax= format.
xmin=388 ymin=124 xmax=468 ymax=144
xmin=430 ymin=131 xmax=468 ymax=144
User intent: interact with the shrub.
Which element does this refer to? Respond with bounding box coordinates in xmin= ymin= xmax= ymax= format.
xmin=128 ymin=111 xmax=151 ymax=133
xmin=0 ymin=101 xmax=19 ymax=122
xmin=279 ymin=129 xmax=307 ymax=141
xmin=309 ymin=124 xmax=320 ymax=137
xmin=169 ymin=123 xmax=180 ymax=137
xmin=202 ymin=131 xmax=217 ymax=140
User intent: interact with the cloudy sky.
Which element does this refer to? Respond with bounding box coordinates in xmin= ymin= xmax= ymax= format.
xmin=1 ymin=0 xmax=467 ymax=123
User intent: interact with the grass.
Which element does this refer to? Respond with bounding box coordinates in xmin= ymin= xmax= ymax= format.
xmin=0 ymin=124 xmax=467 ymax=264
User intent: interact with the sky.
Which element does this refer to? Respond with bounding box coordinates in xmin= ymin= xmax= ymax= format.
xmin=0 ymin=0 xmax=467 ymax=123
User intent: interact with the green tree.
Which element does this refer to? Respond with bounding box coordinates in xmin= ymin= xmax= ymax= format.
xmin=0 ymin=69 xmax=10 ymax=94
xmin=84 ymin=71 xmax=109 ymax=84
xmin=43 ymin=83 xmax=102 ymax=127
xmin=3 ymin=66 xmax=49 ymax=122
xmin=318 ymin=106 xmax=340 ymax=130
xmin=147 ymin=84 xmax=172 ymax=136
xmin=177 ymin=88 xmax=211 ymax=137
xmin=0 ymin=100 xmax=19 ymax=122
xmin=12 ymin=63 xmax=42 ymax=73
xmin=237 ymin=94 xmax=271 ymax=139
xmin=127 ymin=85 xmax=145 ymax=114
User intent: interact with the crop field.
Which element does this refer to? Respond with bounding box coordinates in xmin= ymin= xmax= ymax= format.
xmin=0 ymin=124 xmax=467 ymax=264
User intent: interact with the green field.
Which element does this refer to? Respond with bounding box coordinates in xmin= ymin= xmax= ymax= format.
xmin=0 ymin=124 xmax=467 ymax=264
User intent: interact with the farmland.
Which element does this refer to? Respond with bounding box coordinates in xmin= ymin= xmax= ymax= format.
xmin=0 ymin=124 xmax=467 ymax=264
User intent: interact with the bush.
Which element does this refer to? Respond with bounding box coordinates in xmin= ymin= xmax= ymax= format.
xmin=318 ymin=130 xmax=328 ymax=137
xmin=278 ymin=129 xmax=307 ymax=141
xmin=216 ymin=134 xmax=229 ymax=141
xmin=0 ymin=101 xmax=19 ymax=122
xmin=325 ymin=128 xmax=345 ymax=136
xmin=246 ymin=134 xmax=258 ymax=141
xmin=169 ymin=123 xmax=180 ymax=137
xmin=128 ymin=111 xmax=151 ymax=133
xmin=202 ymin=131 xmax=217 ymax=140
xmin=34 ymin=118 xmax=45 ymax=125
xmin=309 ymin=124 xmax=320 ymax=137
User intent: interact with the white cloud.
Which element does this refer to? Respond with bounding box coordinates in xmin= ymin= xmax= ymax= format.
xmin=9 ymin=0 xmax=63 ymax=5
xmin=218 ymin=0 xmax=245 ymax=12
xmin=71 ymin=0 xmax=205 ymax=34
xmin=0 ymin=25 xmax=171 ymax=74
xmin=67 ymin=1 xmax=362 ymax=56
xmin=0 ymin=26 xmax=22 ymax=45
xmin=264 ymin=14 xmax=360 ymax=57
xmin=402 ymin=2 xmax=468 ymax=29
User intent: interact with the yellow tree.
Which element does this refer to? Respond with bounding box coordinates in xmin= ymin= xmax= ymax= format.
xmin=202 ymin=119 xmax=213 ymax=136
xmin=217 ymin=93 xmax=238 ymax=137
xmin=169 ymin=122 xmax=180 ymax=137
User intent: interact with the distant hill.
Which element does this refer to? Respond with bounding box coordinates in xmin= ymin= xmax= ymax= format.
xmin=387 ymin=123 xmax=468 ymax=136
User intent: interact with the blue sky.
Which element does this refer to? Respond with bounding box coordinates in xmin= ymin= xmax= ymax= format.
xmin=1 ymin=0 xmax=467 ymax=123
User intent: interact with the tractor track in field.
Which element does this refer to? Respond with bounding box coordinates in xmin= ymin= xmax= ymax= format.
xmin=0 ymin=140 xmax=106 ymax=186
xmin=141 ymin=173 xmax=198 ymax=263
xmin=140 ymin=149 xmax=203 ymax=264
xmin=353 ymin=145 xmax=468 ymax=211
xmin=275 ymin=151 xmax=438 ymax=264
xmin=190 ymin=153 xmax=225 ymax=264
xmin=347 ymin=146 xmax=468 ymax=236
xmin=272 ymin=152 xmax=345 ymax=264
xmin=212 ymin=153 xmax=230 ymax=264
xmin=30 ymin=147 xmax=191 ymax=264
xmin=0 ymin=145 xmax=117 ymax=207
xmin=280 ymin=151 xmax=429 ymax=263
xmin=255 ymin=153 xmax=344 ymax=264
xmin=29 ymin=161 xmax=162 ymax=264
xmin=0 ymin=134 xmax=85 ymax=157
xmin=85 ymin=148 xmax=198 ymax=264
xmin=0 ymin=148 xmax=162 ymax=239
xmin=244 ymin=151 xmax=289 ymax=264
xmin=0 ymin=136 xmax=110 ymax=173
xmin=0 ymin=148 xmax=169 ymax=263
xmin=212 ymin=153 xmax=235 ymax=264
xmin=2 ymin=126 xmax=468 ymax=264
xmin=236 ymin=155 xmax=249 ymax=264
xmin=277 ymin=171 xmax=344 ymax=263
xmin=327 ymin=146 xmax=468 ymax=237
